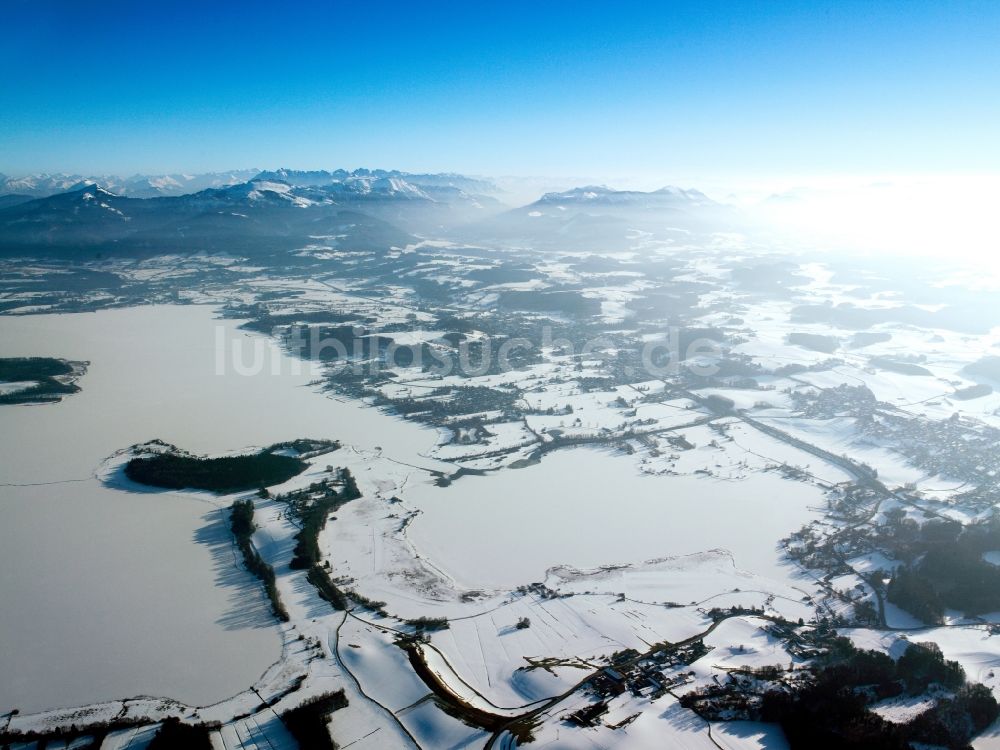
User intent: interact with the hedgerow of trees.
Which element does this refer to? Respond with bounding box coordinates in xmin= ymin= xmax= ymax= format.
xmin=230 ymin=498 xmax=288 ymax=621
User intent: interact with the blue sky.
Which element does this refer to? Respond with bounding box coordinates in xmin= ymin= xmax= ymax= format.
xmin=1 ymin=0 xmax=998 ymax=180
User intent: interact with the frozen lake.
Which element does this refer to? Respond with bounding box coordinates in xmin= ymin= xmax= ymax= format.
xmin=0 ymin=305 xmax=438 ymax=713
xmin=405 ymin=446 xmax=821 ymax=589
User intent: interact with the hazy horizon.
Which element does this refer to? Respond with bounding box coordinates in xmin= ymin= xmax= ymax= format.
xmin=4 ymin=165 xmax=995 ymax=263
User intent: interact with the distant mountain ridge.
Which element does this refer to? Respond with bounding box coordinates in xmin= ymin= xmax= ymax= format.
xmin=253 ymin=168 xmax=497 ymax=196
xmin=536 ymin=184 xmax=717 ymax=208
xmin=0 ymin=168 xmax=499 ymax=200
xmin=0 ymin=171 xmax=262 ymax=199
xmin=459 ymin=182 xmax=739 ymax=251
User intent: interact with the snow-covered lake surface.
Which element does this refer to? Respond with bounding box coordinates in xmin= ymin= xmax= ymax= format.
xmin=405 ymin=446 xmax=821 ymax=589
xmin=0 ymin=305 xmax=439 ymax=713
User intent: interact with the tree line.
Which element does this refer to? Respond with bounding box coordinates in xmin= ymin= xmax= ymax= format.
xmin=230 ymin=498 xmax=289 ymax=622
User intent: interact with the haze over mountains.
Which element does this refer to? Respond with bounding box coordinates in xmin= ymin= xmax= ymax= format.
xmin=0 ymin=169 xmax=738 ymax=258
xmin=0 ymin=169 xmax=498 ymax=201
xmin=0 ymin=170 xmax=261 ymax=201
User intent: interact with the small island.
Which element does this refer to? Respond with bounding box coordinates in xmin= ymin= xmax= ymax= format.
xmin=123 ymin=439 xmax=338 ymax=494
xmin=0 ymin=357 xmax=86 ymax=404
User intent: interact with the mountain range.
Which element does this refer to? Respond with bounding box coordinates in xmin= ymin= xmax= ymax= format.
xmin=466 ymin=183 xmax=740 ymax=251
xmin=0 ymin=171 xmax=734 ymax=258
xmin=0 ymin=171 xmax=261 ymax=201
xmin=0 ymin=169 xmax=499 ymax=201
